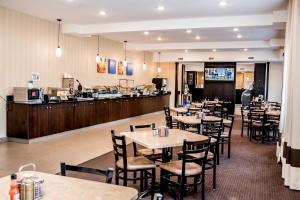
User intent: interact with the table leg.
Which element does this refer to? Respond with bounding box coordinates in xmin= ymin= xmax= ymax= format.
xmin=160 ymin=147 xmax=172 ymax=193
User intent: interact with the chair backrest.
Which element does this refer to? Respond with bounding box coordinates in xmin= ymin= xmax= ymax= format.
xmin=201 ymin=119 xmax=223 ymax=142
xmin=130 ymin=123 xmax=155 ymax=156
xmin=130 ymin=123 xmax=155 ymax=132
xmin=249 ymin=109 xmax=266 ymax=124
xmin=111 ymin=130 xmax=128 ymax=170
xmin=181 ymin=138 xmax=211 ymax=177
xmin=164 ymin=106 xmax=171 ymax=117
xmin=213 ymin=104 xmax=223 ymax=117
xmin=165 ymin=116 xmax=173 ymax=129
xmin=240 ymin=107 xmax=245 ymax=121
xmin=60 ymin=162 xmax=114 ymax=184
xmin=224 ymin=115 xmax=235 ymax=137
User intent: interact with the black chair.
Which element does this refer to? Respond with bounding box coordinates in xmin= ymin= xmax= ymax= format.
xmin=249 ymin=109 xmax=271 ymax=143
xmin=220 ymin=116 xmax=234 ymax=159
xmin=130 ymin=123 xmax=163 ymax=162
xmin=160 ymin=138 xmax=211 ymax=200
xmin=164 ymin=106 xmax=179 ymax=128
xmin=201 ymin=119 xmax=223 ymax=189
xmin=111 ymin=130 xmax=156 ymax=198
xmin=60 ymin=162 xmax=114 ymax=184
xmin=240 ymin=107 xmax=250 ymax=137
xmin=213 ymin=104 xmax=223 ymax=118
xmin=165 ymin=116 xmax=179 ymax=129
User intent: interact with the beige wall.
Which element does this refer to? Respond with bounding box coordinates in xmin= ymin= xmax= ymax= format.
xmin=0 ymin=6 xmax=156 ymax=138
xmin=155 ymin=62 xmax=176 ymax=107
xmin=268 ymin=62 xmax=283 ymax=103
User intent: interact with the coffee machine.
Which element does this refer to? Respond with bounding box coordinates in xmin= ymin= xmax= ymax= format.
xmin=152 ymin=78 xmax=168 ymax=94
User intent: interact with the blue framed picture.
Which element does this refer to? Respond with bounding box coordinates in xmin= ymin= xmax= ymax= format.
xmin=108 ymin=59 xmax=116 ymax=74
xmin=126 ymin=63 xmax=133 ymax=76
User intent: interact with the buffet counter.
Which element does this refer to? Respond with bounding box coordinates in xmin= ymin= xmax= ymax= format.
xmin=7 ymin=93 xmax=170 ymax=140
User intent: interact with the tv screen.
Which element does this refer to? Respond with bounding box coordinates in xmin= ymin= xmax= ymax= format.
xmin=205 ymin=67 xmax=235 ymax=81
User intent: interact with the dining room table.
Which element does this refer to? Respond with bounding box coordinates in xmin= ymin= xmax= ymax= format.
xmin=172 ymin=115 xmax=232 ymax=134
xmin=120 ymin=129 xmax=208 ymax=193
xmin=0 ymin=171 xmax=138 ymax=200
xmin=120 ymin=129 xmax=208 ymax=163
xmin=171 ymin=107 xmax=210 ymax=116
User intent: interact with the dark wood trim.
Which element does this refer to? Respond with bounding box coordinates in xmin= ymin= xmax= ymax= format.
xmin=283 ymin=142 xmax=300 ymax=167
xmin=175 ymin=62 xmax=179 ymax=106
xmin=181 ymin=64 xmax=186 ymax=105
xmin=266 ymin=62 xmax=270 ymax=100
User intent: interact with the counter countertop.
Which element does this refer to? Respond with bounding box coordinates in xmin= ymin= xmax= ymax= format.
xmin=9 ymin=92 xmax=171 ymax=105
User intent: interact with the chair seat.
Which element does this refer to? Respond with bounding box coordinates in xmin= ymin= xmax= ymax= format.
xmin=268 ymin=119 xmax=280 ymax=124
xmin=187 ymin=151 xmax=214 ymax=160
xmin=116 ymin=156 xmax=156 ymax=170
xmin=213 ymin=132 xmax=229 ymax=138
xmin=137 ymin=148 xmax=162 ymax=156
xmin=185 ymin=127 xmax=198 ymax=132
xmin=160 ymin=160 xmax=202 ymax=176
xmin=243 ymin=119 xmax=249 ymax=123
xmin=253 ymin=122 xmax=271 ymax=127
xmin=211 ymin=138 xmax=217 ymax=143
xmin=178 ymin=151 xmax=214 ymax=160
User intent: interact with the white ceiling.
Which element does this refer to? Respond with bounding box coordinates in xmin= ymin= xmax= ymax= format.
xmin=0 ymin=0 xmax=288 ymax=53
xmin=0 ymin=0 xmax=287 ymax=24
xmin=101 ymin=27 xmax=285 ymax=44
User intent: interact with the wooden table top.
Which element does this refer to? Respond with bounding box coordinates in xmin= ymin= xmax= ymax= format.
xmin=243 ymin=110 xmax=281 ymax=116
xmin=171 ymin=107 xmax=210 ymax=113
xmin=121 ymin=129 xmax=208 ymax=149
xmin=191 ymin=102 xmax=204 ymax=107
xmin=0 ymin=171 xmax=138 ymax=200
xmin=173 ymin=115 xmax=232 ymax=125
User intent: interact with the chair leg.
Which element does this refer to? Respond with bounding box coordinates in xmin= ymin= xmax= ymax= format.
xmin=133 ymin=171 xmax=137 ymax=184
xmin=216 ymin=145 xmax=220 ymax=165
xmin=221 ymin=139 xmax=224 ymax=155
xmin=144 ymin=170 xmax=148 ymax=190
xmin=140 ymin=171 xmax=144 ymax=191
xmin=115 ymin=169 xmax=119 ymax=185
xmin=241 ymin=123 xmax=244 ymax=137
xmin=180 ymin=177 xmax=187 ymax=199
xmin=213 ymin=158 xmax=216 ymax=189
xmin=123 ymin=171 xmax=128 ymax=186
xmin=151 ymin=168 xmax=156 ymax=200
xmin=193 ymin=176 xmax=198 ymax=193
xmin=228 ymin=139 xmax=231 ymax=159
xmin=201 ymin=174 xmax=205 ymax=200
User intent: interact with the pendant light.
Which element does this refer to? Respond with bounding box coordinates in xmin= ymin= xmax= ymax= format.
xmin=157 ymin=52 xmax=161 ymax=73
xmin=96 ymin=35 xmax=101 ymax=63
xmin=123 ymin=40 xmax=128 ymax=67
xmin=142 ymin=51 xmax=147 ymax=70
xmin=55 ymin=19 xmax=62 ymax=58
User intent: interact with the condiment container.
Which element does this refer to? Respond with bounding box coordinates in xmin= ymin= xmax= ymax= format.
xmin=21 ymin=175 xmax=34 ymax=200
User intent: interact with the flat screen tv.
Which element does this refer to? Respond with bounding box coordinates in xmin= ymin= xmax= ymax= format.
xmin=205 ymin=67 xmax=235 ymax=81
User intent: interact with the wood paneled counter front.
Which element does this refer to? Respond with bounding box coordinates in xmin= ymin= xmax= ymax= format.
xmin=7 ymin=93 xmax=170 ymax=140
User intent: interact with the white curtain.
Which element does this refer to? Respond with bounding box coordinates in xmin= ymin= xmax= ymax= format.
xmin=279 ymin=0 xmax=300 ymax=190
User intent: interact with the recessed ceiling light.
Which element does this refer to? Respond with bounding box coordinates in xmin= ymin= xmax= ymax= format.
xmin=157 ymin=6 xmax=165 ymax=11
xmin=237 ymin=34 xmax=243 ymax=39
xmin=184 ymin=49 xmax=189 ymax=53
xmin=157 ymin=36 xmax=162 ymax=41
xmin=212 ymin=49 xmax=217 ymax=52
xmin=66 ymin=0 xmax=74 ymax=2
xmin=244 ymin=48 xmax=248 ymax=51
xmin=195 ymin=36 xmax=201 ymax=40
xmin=98 ymin=10 xmax=106 ymax=16
xmin=233 ymin=28 xmax=239 ymax=32
xmin=219 ymin=0 xmax=227 ymax=7
xmin=143 ymin=31 xmax=149 ymax=35
xmin=186 ymin=29 xmax=192 ymax=34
